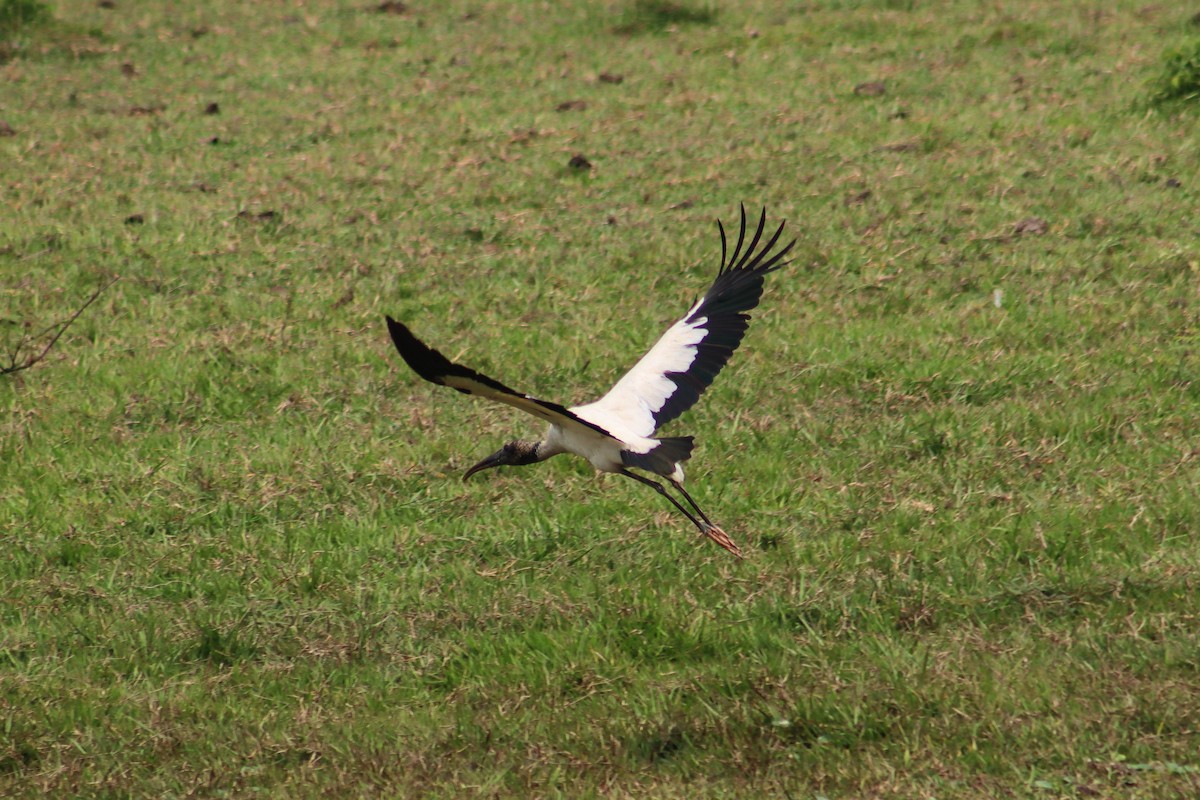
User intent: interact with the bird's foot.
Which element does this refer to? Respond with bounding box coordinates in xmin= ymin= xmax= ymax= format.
xmin=700 ymin=524 xmax=744 ymax=559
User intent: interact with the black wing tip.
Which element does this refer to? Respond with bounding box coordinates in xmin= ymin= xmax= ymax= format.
xmin=384 ymin=314 xmax=407 ymax=341
xmin=717 ymin=205 xmax=796 ymax=277
xmin=386 ymin=314 xmax=424 ymax=349
xmin=384 ymin=314 xmax=454 ymax=386
xmin=384 ymin=314 xmax=421 ymax=358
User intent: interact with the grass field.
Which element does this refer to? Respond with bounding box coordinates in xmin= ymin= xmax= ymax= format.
xmin=3 ymin=0 xmax=1200 ymax=796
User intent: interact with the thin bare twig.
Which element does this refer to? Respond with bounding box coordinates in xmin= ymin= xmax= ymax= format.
xmin=1 ymin=275 xmax=120 ymax=377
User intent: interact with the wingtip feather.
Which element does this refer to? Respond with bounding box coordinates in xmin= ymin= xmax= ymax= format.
xmin=713 ymin=205 xmax=796 ymax=277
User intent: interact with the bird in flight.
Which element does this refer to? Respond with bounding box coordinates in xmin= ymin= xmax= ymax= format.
xmin=386 ymin=205 xmax=793 ymax=558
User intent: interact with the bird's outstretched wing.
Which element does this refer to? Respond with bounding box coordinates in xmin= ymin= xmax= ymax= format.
xmin=579 ymin=205 xmax=793 ymax=438
xmin=385 ymin=316 xmax=616 ymax=439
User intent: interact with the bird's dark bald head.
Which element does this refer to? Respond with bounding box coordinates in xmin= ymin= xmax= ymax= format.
xmin=463 ymin=440 xmax=543 ymax=480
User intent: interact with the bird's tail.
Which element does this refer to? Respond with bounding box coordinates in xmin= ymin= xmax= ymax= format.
xmin=621 ymin=436 xmax=695 ymax=476
xmin=653 ymin=436 xmax=695 ymax=464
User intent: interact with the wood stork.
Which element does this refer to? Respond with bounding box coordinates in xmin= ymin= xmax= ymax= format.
xmin=385 ymin=205 xmax=793 ymax=558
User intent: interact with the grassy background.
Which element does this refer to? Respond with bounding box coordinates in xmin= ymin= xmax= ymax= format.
xmin=3 ymin=0 xmax=1200 ymax=796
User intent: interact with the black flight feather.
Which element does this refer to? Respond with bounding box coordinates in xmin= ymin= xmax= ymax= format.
xmin=385 ymin=315 xmax=614 ymax=439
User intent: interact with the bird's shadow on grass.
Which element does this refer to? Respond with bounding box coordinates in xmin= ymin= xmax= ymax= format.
xmin=610 ymin=0 xmax=717 ymax=35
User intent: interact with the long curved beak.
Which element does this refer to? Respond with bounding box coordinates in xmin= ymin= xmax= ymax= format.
xmin=463 ymin=448 xmax=507 ymax=481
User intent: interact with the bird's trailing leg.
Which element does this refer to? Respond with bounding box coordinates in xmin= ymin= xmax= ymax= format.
xmin=669 ymin=480 xmax=714 ymax=526
xmin=619 ymin=470 xmax=744 ymax=558
xmin=669 ymin=480 xmax=744 ymax=558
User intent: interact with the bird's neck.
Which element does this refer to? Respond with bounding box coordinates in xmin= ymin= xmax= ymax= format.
xmin=528 ymin=438 xmax=563 ymax=463
xmin=511 ymin=439 xmax=555 ymax=465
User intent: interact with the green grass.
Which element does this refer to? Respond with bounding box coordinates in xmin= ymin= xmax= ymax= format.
xmin=0 ymin=0 xmax=44 ymax=63
xmin=1148 ymin=38 xmax=1200 ymax=108
xmin=3 ymin=0 xmax=1200 ymax=796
